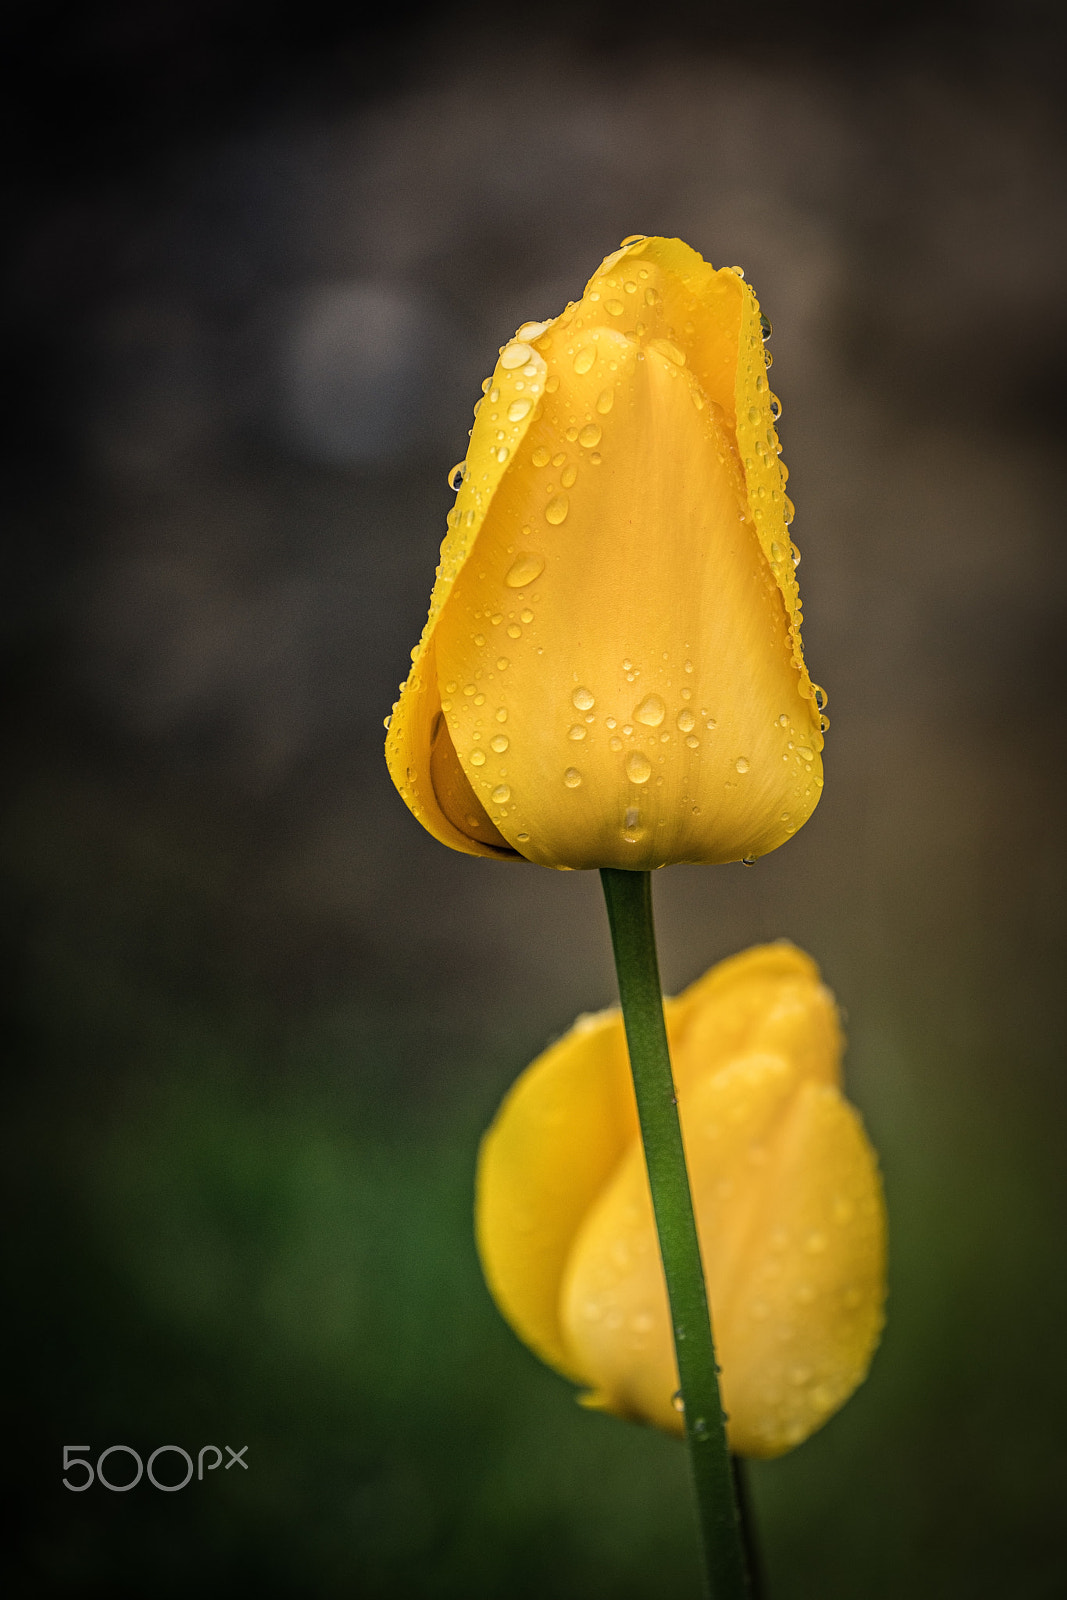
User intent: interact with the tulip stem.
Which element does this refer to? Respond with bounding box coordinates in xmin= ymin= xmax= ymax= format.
xmin=600 ymin=868 xmax=752 ymax=1600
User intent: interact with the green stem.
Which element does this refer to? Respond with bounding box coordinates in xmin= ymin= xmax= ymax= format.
xmin=600 ymin=868 xmax=751 ymax=1600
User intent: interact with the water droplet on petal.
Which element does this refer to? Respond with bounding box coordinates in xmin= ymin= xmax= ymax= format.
xmin=491 ymin=734 xmax=509 ymax=753
xmin=573 ymin=346 xmax=596 ymax=375
xmin=596 ymin=389 xmax=614 ymax=415
xmin=517 ymin=321 xmax=548 ymax=341
xmin=507 ymin=398 xmax=532 ymax=422
xmin=759 ymin=313 xmax=772 ymax=341
xmin=568 ymin=725 xmax=587 ymax=741
xmin=448 ymin=462 xmax=466 ymax=491
xmin=797 ymin=746 xmax=815 ymax=763
xmin=672 ymin=1391 xmax=685 ymax=1414
xmin=500 ymin=343 xmax=533 ymax=370
xmin=572 ymin=687 xmax=595 ymax=711
xmin=578 ymin=423 xmax=602 ymax=448
xmin=634 ymin=694 xmax=665 ymax=727
xmin=563 ymin=767 xmax=582 ymax=788
xmin=469 ymin=749 xmax=486 ymax=767
xmin=626 ymin=752 xmax=652 ymax=784
xmin=735 ymin=757 xmax=750 ymax=774
xmin=491 ymin=784 xmax=511 ymax=804
xmin=545 ymin=495 xmax=569 ymax=525
xmin=606 ymin=298 xmax=624 ymax=316
xmin=505 ymin=552 xmax=545 ymax=588
xmin=561 ymin=463 xmax=577 ymax=488
xmin=676 ymin=709 xmax=695 ymax=732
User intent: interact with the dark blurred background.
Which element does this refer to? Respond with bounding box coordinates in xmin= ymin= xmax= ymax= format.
xmin=4 ymin=2 xmax=1066 ymax=1595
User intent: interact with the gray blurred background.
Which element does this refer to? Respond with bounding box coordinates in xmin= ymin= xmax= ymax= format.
xmin=4 ymin=2 xmax=1066 ymax=1595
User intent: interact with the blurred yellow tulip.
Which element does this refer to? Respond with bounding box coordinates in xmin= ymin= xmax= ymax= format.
xmin=386 ymin=235 xmax=826 ymax=870
xmin=476 ymin=943 xmax=886 ymax=1459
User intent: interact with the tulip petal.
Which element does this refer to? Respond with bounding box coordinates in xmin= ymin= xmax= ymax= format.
xmin=476 ymin=1007 xmax=638 ymax=1380
xmin=669 ymin=941 xmax=841 ymax=1095
xmin=435 ymin=320 xmax=819 ymax=867
xmin=584 ymin=238 xmax=815 ymax=700
xmin=385 ymin=323 xmax=560 ymax=855
xmin=558 ymin=1056 xmax=885 ymax=1457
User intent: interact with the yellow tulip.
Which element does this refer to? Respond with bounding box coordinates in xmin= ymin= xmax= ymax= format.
xmin=476 ymin=943 xmax=886 ymax=1459
xmin=386 ymin=235 xmax=825 ymax=870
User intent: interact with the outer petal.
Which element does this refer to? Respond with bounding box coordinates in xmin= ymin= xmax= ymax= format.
xmin=384 ymin=318 xmax=559 ymax=857
xmin=559 ymin=1055 xmax=886 ymax=1457
xmin=436 ymin=323 xmax=818 ymax=867
xmin=668 ymin=941 xmax=842 ymax=1096
xmin=475 ymin=1007 xmax=638 ymax=1380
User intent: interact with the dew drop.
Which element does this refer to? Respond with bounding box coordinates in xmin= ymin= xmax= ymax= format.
xmin=568 ymin=725 xmax=587 ymax=741
xmin=507 ymin=398 xmax=532 ymax=422
xmin=573 ymin=346 xmax=596 ymax=375
xmin=626 ymin=752 xmax=652 ymax=784
xmin=596 ymin=388 xmax=614 ymax=415
xmin=563 ymin=767 xmax=582 ymax=788
xmin=545 ymin=374 xmax=560 ymax=393
xmin=634 ymin=694 xmax=665 ymax=727
xmin=606 ymin=298 xmax=624 ymax=316
xmin=797 ymin=746 xmax=815 ymax=763
xmin=572 ymin=687 xmax=595 ymax=711
xmin=490 ymin=734 xmax=509 ymax=753
xmin=676 ymin=709 xmax=695 ymax=732
xmin=491 ymin=784 xmax=511 ymax=804
xmin=813 ymin=684 xmax=829 ymax=711
xmin=500 ymin=343 xmax=533 ymax=370
xmin=495 ymin=446 xmax=509 ymax=463
xmin=561 ymin=463 xmax=577 ymax=488
xmin=735 ymin=757 xmax=750 ymax=774
xmin=578 ymin=423 xmax=602 ymax=449
xmin=532 ymin=446 xmax=550 ymax=467
xmin=770 ymin=393 xmax=782 ymax=420
xmin=448 ymin=461 xmax=466 ymax=491
xmin=507 ymin=623 xmax=522 ymax=639
xmin=545 ymin=495 xmax=569 ymax=525
xmin=495 ymin=707 xmax=507 ymax=723
xmin=505 ymin=552 xmax=545 ymax=588
xmin=517 ymin=320 xmax=548 ymax=341
xmin=742 ymin=855 xmax=756 ymax=866
xmin=759 ymin=313 xmax=772 ymax=342
xmin=685 ymin=735 xmax=700 ymax=748
xmin=469 ymin=749 xmax=486 ymax=767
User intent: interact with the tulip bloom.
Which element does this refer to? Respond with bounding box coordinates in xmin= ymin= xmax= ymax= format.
xmin=476 ymin=943 xmax=886 ymax=1458
xmin=386 ymin=235 xmax=825 ymax=870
